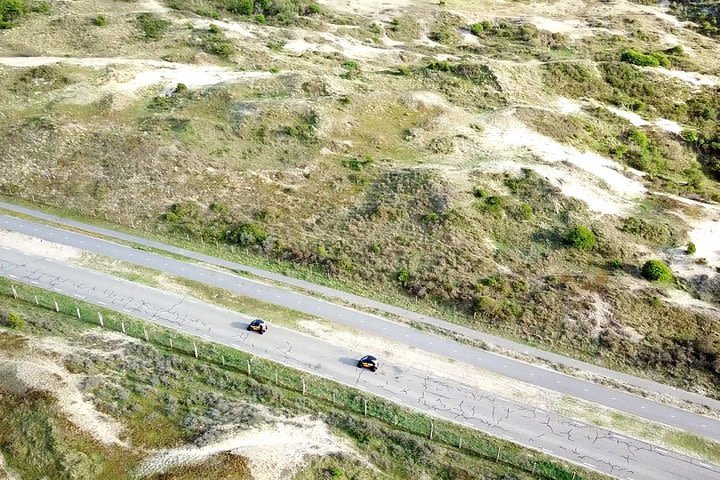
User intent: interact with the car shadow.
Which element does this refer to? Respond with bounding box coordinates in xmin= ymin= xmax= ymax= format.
xmin=230 ymin=321 xmax=250 ymax=330
xmin=339 ymin=357 xmax=359 ymax=367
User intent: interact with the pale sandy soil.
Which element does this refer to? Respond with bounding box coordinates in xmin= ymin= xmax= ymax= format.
xmin=137 ymin=416 xmax=363 ymax=479
xmin=0 ymin=230 xmax=81 ymax=261
xmin=0 ymin=335 xmax=127 ymax=445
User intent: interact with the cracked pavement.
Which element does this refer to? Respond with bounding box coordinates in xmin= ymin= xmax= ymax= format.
xmin=0 ymin=248 xmax=719 ymax=480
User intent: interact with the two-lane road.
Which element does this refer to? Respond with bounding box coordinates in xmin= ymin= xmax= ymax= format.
xmin=1 ymin=213 xmax=719 ymax=445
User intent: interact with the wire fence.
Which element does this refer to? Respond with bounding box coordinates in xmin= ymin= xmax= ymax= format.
xmin=0 ymin=279 xmax=592 ymax=480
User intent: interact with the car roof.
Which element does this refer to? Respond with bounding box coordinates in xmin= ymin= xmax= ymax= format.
xmin=252 ymin=319 xmax=264 ymax=323
xmin=362 ymin=355 xmax=377 ymax=361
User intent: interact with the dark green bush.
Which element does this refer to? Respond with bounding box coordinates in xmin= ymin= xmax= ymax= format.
xmin=641 ymin=259 xmax=673 ymax=282
xmin=1 ymin=0 xmax=25 ymax=28
xmin=687 ymin=242 xmax=697 ymax=255
xmin=565 ymin=225 xmax=596 ymax=250
xmin=92 ymin=14 xmax=107 ymax=26
xmin=306 ymin=2 xmax=320 ymax=14
xmin=225 ymin=223 xmax=267 ymax=246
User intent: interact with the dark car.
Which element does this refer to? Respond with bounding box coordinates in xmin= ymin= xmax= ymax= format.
xmin=247 ymin=319 xmax=268 ymax=334
xmin=357 ymin=355 xmax=378 ymax=372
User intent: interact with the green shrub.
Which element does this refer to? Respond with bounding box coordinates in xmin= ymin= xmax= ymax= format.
xmin=566 ymin=225 xmax=596 ymax=250
xmin=396 ymin=269 xmax=412 ymax=287
xmin=341 ymin=60 xmax=359 ymax=70
xmin=621 ymin=49 xmax=660 ymax=67
xmin=686 ymin=242 xmax=697 ymax=255
xmin=306 ymin=2 xmax=320 ymax=14
xmin=5 ymin=311 xmax=24 ymax=329
xmin=682 ymin=129 xmax=699 ymax=142
xmin=173 ymin=83 xmax=188 ymax=94
xmin=472 ymin=186 xmax=487 ymax=198
xmin=395 ymin=65 xmax=411 ymax=76
xmin=649 ymin=51 xmax=671 ymax=68
xmin=92 ymin=14 xmax=107 ymax=26
xmin=429 ymin=26 xmax=459 ymax=44
xmin=469 ymin=22 xmax=483 ymax=35
xmin=420 ymin=212 xmax=441 ymax=224
xmin=641 ymin=259 xmax=673 ymax=282
xmin=1 ymin=0 xmax=26 ymax=28
xmin=254 ymin=13 xmax=265 ymax=23
xmin=225 ymin=223 xmax=267 ymax=246
xmin=137 ymin=12 xmax=169 ymax=39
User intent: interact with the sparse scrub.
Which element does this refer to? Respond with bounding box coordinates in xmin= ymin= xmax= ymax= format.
xmin=687 ymin=242 xmax=697 ymax=255
xmin=92 ymin=14 xmax=107 ymax=26
xmin=641 ymin=259 xmax=673 ymax=282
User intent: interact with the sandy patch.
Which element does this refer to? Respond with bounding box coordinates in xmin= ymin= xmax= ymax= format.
xmin=0 ymin=230 xmax=81 ymax=261
xmin=0 ymin=57 xmax=273 ymax=105
xmin=472 ymin=110 xmax=646 ymax=214
xmin=190 ymin=19 xmax=255 ymax=38
xmin=647 ymin=67 xmax=719 ymax=87
xmin=606 ymin=106 xmax=683 ymax=134
xmin=297 ymin=320 xmax=561 ymax=408
xmin=663 ymin=289 xmax=720 ymax=315
xmin=0 ymin=454 xmax=19 ymax=480
xmin=138 ymin=417 xmax=357 ymax=479
xmin=0 ymin=347 xmax=126 ymax=445
xmin=556 ymin=96 xmax=583 ymax=115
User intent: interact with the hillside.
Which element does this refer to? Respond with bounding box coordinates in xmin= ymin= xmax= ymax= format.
xmin=1 ymin=0 xmax=719 ymax=428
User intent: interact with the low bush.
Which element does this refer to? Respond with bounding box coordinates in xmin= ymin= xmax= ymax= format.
xmin=687 ymin=242 xmax=697 ymax=255
xmin=92 ymin=14 xmax=107 ymax=26
xmin=565 ymin=225 xmax=596 ymax=250
xmin=641 ymin=259 xmax=673 ymax=282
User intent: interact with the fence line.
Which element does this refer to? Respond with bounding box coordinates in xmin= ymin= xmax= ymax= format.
xmin=0 ymin=280 xmax=589 ymax=480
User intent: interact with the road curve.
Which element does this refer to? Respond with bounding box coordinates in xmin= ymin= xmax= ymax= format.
xmin=0 ymin=200 xmax=717 ymax=414
xmin=0 ymin=248 xmax=718 ymax=480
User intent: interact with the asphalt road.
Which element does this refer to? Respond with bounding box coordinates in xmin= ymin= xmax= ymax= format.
xmin=1 ymin=213 xmax=719 ymax=446
xmin=0 ymin=248 xmax=718 ymax=480
xmin=0 ymin=200 xmax=717 ymax=414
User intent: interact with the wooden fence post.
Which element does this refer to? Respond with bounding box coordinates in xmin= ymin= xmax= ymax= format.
xmin=143 ymin=327 xmax=149 ymax=342
xmin=364 ymin=398 xmax=368 ymax=416
xmin=76 ymin=307 xmax=81 ymax=319
xmin=302 ymin=378 xmax=306 ymax=395
xmin=430 ymin=421 xmax=434 ymax=440
xmin=11 ymin=285 xmax=17 ymax=299
xmin=34 ymin=295 xmax=38 ymax=305
xmin=496 ymin=447 xmax=501 ymax=462
xmin=121 ymin=320 xmax=126 ymax=334
xmin=193 ymin=342 xmax=198 ymax=358
xmin=246 ymin=359 xmax=251 ymax=376
xmin=53 ymin=299 xmax=59 ymax=312
xmin=98 ymin=312 xmax=104 ymax=327
xmin=169 ymin=338 xmax=173 ymax=350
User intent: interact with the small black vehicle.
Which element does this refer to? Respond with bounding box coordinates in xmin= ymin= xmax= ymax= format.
xmin=247 ymin=319 xmax=268 ymax=334
xmin=357 ymin=355 xmax=378 ymax=372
